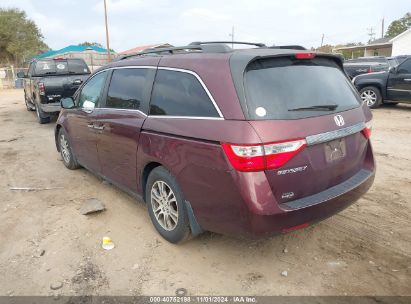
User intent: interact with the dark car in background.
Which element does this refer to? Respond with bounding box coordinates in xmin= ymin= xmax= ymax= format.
xmin=18 ymin=58 xmax=90 ymax=124
xmin=343 ymin=56 xmax=389 ymax=79
xmin=353 ymin=56 xmax=411 ymax=108
xmin=54 ymin=42 xmax=375 ymax=243
xmin=387 ymin=55 xmax=411 ymax=68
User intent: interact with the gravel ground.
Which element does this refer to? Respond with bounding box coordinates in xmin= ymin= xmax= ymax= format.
xmin=0 ymin=89 xmax=410 ymax=296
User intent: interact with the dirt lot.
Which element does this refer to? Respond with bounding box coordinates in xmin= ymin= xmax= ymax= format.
xmin=0 ymin=89 xmax=410 ymax=296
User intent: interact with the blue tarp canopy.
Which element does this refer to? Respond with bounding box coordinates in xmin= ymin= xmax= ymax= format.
xmin=37 ymin=45 xmax=110 ymax=58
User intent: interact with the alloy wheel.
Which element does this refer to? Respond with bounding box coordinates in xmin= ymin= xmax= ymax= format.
xmin=150 ymin=181 xmax=178 ymax=231
xmin=60 ymin=134 xmax=71 ymax=164
xmin=360 ymin=90 xmax=377 ymax=107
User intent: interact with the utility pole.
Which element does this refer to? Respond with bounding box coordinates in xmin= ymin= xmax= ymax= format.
xmin=381 ymin=18 xmax=385 ymax=38
xmin=367 ymin=27 xmax=376 ymax=42
xmin=320 ymin=33 xmax=324 ymax=48
xmin=229 ymin=26 xmax=234 ymax=48
xmin=104 ymin=0 xmax=111 ymax=62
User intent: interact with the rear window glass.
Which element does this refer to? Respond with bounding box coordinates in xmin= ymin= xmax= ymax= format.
xmin=34 ymin=59 xmax=90 ymax=76
xmin=149 ymin=69 xmax=220 ymax=117
xmin=371 ymin=63 xmax=389 ymax=72
xmin=345 ymin=58 xmax=387 ymax=63
xmin=244 ymin=57 xmax=361 ymax=120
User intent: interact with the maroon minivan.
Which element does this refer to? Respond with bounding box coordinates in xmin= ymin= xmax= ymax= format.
xmin=55 ymin=42 xmax=375 ymax=243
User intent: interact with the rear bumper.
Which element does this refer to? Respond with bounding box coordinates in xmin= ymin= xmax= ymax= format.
xmin=40 ymin=102 xmax=61 ymax=113
xmin=245 ymin=169 xmax=375 ymax=238
xmin=192 ymin=167 xmax=375 ymax=239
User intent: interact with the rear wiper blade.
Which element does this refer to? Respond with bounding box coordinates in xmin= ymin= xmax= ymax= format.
xmin=288 ymin=104 xmax=338 ymax=111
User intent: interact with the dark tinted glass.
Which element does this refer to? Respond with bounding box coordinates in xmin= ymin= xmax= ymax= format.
xmin=150 ymin=70 xmax=219 ymax=117
xmin=67 ymin=59 xmax=90 ymax=74
xmin=35 ymin=59 xmax=90 ymax=75
xmin=34 ymin=59 xmax=90 ymax=75
xmin=245 ymin=57 xmax=361 ymax=120
xmin=78 ymin=71 xmax=107 ymax=108
xmin=35 ymin=60 xmax=61 ymax=75
xmin=398 ymin=59 xmax=411 ymax=74
xmin=106 ymin=68 xmax=148 ymax=110
xmin=345 ymin=57 xmax=387 ymax=63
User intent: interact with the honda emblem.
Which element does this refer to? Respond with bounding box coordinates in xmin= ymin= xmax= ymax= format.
xmin=334 ymin=115 xmax=345 ymax=127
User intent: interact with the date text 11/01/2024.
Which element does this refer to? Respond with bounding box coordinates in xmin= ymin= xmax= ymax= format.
xmin=149 ymin=296 xmax=257 ymax=303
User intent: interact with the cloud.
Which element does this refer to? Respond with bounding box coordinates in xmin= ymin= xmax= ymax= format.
xmin=1 ymin=0 xmax=410 ymax=52
xmin=181 ymin=8 xmax=231 ymax=21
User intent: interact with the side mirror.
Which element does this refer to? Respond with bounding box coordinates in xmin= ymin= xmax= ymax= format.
xmin=16 ymin=71 xmax=26 ymax=78
xmin=61 ymin=97 xmax=75 ymax=109
xmin=82 ymin=100 xmax=95 ymax=113
xmin=389 ymin=66 xmax=397 ymax=74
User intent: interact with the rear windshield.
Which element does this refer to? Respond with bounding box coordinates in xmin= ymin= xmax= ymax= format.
xmin=244 ymin=57 xmax=361 ymax=120
xmin=34 ymin=59 xmax=90 ymax=76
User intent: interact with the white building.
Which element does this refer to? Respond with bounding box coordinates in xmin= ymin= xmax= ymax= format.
xmin=391 ymin=29 xmax=411 ymax=56
xmin=334 ymin=28 xmax=411 ymax=58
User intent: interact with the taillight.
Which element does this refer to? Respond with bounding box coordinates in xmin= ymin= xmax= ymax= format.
xmin=38 ymin=82 xmax=45 ymax=95
xmin=362 ymin=121 xmax=372 ymax=139
xmin=367 ymin=66 xmax=372 ymax=73
xmin=295 ymin=53 xmax=316 ymax=59
xmin=222 ymin=139 xmax=306 ymax=172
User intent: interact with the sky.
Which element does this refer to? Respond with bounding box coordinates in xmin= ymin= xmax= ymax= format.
xmin=1 ymin=0 xmax=410 ymax=52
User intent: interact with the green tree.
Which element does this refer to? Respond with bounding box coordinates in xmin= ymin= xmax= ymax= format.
xmin=0 ymin=8 xmax=48 ymax=65
xmin=79 ymin=41 xmax=104 ymax=48
xmin=385 ymin=12 xmax=411 ymax=38
xmin=79 ymin=41 xmax=115 ymax=53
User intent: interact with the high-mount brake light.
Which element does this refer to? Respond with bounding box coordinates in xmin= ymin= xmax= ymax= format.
xmin=362 ymin=120 xmax=372 ymax=139
xmin=222 ymin=139 xmax=307 ymax=172
xmin=295 ymin=53 xmax=316 ymax=59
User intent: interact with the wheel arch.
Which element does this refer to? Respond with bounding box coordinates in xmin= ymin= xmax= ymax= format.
xmin=355 ymin=81 xmax=386 ymax=99
xmin=141 ymin=161 xmax=204 ymax=236
xmin=55 ymin=124 xmax=62 ymax=152
xmin=141 ymin=161 xmax=163 ymax=202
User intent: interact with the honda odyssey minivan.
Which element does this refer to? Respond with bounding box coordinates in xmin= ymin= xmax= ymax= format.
xmin=55 ymin=42 xmax=375 ymax=243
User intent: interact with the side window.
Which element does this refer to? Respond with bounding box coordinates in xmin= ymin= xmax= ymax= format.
xmin=78 ymin=71 xmax=107 ymax=108
xmin=398 ymin=59 xmax=411 ymax=74
xmin=149 ymin=69 xmax=220 ymax=117
xmin=28 ymin=63 xmax=35 ymax=77
xmin=106 ymin=68 xmax=148 ymax=110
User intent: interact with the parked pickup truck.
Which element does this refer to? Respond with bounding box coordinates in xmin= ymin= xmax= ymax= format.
xmin=17 ymin=58 xmax=90 ymax=123
xmin=353 ymin=56 xmax=411 ymax=108
xmin=343 ymin=56 xmax=389 ymax=79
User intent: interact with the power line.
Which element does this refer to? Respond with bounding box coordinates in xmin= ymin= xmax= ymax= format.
xmin=367 ymin=27 xmax=376 ymax=42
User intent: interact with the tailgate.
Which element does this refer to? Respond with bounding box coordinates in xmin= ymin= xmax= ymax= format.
xmin=43 ymin=75 xmax=87 ymax=102
xmin=229 ymin=53 xmax=374 ymax=204
xmin=248 ymin=107 xmax=372 ymax=204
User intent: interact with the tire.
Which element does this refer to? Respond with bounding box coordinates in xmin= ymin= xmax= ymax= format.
xmin=58 ymin=128 xmax=80 ymax=170
xmin=146 ymin=167 xmax=191 ymax=243
xmin=24 ymin=91 xmax=35 ymax=111
xmin=35 ymin=103 xmax=50 ymax=124
xmin=359 ymin=86 xmax=382 ymax=109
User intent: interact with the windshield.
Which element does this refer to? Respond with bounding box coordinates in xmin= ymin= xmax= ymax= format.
xmin=34 ymin=59 xmax=90 ymax=76
xmin=244 ymin=57 xmax=361 ymax=120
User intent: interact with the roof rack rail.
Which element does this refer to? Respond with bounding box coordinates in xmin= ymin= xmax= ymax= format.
xmin=270 ymin=45 xmax=306 ymax=50
xmin=117 ymin=43 xmax=235 ymax=60
xmin=116 ymin=45 xmax=201 ymax=60
xmin=189 ymin=41 xmax=266 ymax=48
